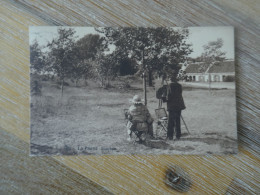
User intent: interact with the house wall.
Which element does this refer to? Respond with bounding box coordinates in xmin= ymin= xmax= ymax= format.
xmin=186 ymin=72 xmax=235 ymax=82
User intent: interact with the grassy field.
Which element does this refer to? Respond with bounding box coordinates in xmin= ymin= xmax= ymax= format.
xmin=30 ymin=77 xmax=237 ymax=155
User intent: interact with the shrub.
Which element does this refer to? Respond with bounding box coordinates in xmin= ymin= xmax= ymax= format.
xmin=223 ymin=75 xmax=235 ymax=82
xmin=122 ymin=80 xmax=131 ymax=88
xmin=31 ymin=80 xmax=42 ymax=96
xmin=57 ymin=81 xmax=70 ymax=87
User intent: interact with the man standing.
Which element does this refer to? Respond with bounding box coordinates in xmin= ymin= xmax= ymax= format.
xmin=166 ymin=74 xmax=186 ymax=140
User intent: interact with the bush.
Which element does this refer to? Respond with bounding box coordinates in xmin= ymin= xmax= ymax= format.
xmin=42 ymin=75 xmax=49 ymax=81
xmin=122 ymin=80 xmax=131 ymax=88
xmin=57 ymin=81 xmax=70 ymax=86
xmin=223 ymin=75 xmax=235 ymax=82
xmin=116 ymin=76 xmax=134 ymax=89
xmin=31 ymin=80 xmax=42 ymax=96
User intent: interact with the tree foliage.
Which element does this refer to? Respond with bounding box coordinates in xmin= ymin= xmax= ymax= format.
xmin=31 ymin=27 xmax=193 ymax=94
xmin=199 ymin=38 xmax=226 ymax=72
xmin=70 ymin=34 xmax=108 ymax=86
xmin=90 ymin=51 xmax=120 ymax=88
xmin=30 ymin=40 xmax=46 ymax=73
xmin=199 ymin=38 xmax=227 ymax=90
xmin=76 ymin=34 xmax=108 ymax=60
xmin=96 ymin=27 xmax=192 ymax=85
xmin=202 ymin=38 xmax=226 ymax=62
xmin=47 ymin=28 xmax=77 ymax=77
xmin=47 ymin=27 xmax=78 ymax=94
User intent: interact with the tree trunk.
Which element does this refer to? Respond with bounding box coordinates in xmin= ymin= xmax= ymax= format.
xmin=148 ymin=70 xmax=153 ymax=86
xmin=101 ymin=76 xmax=105 ymax=88
xmin=143 ymin=73 xmax=147 ymax=106
xmin=106 ymin=72 xmax=110 ymax=88
xmin=106 ymin=77 xmax=110 ymax=88
xmin=208 ymin=73 xmax=211 ymax=91
xmin=75 ymin=78 xmax=80 ymax=87
xmin=61 ymin=78 xmax=64 ymax=96
xmin=161 ymin=76 xmax=165 ymax=85
xmin=142 ymin=49 xmax=147 ymax=106
xmin=161 ymin=74 xmax=167 ymax=85
xmin=84 ymin=77 xmax=88 ymax=86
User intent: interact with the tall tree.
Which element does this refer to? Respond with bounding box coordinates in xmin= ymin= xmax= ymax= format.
xmin=76 ymin=34 xmax=108 ymax=60
xmin=147 ymin=28 xmax=192 ymax=83
xmin=97 ymin=27 xmax=192 ymax=105
xmin=201 ymin=38 xmax=226 ymax=62
xmin=65 ymin=34 xmax=108 ymax=87
xmin=30 ymin=40 xmax=46 ymax=73
xmin=199 ymin=38 xmax=226 ymax=90
xmin=90 ymin=51 xmax=120 ymax=88
xmin=47 ymin=28 xmax=77 ymax=95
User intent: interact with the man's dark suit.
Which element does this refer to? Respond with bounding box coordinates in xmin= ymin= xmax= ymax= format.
xmin=166 ymin=82 xmax=185 ymax=140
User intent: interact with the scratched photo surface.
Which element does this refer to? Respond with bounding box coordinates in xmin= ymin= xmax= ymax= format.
xmin=29 ymin=26 xmax=237 ymax=155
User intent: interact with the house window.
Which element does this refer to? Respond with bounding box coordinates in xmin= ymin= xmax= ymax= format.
xmin=214 ymin=75 xmax=220 ymax=82
xmin=193 ymin=76 xmax=195 ymax=81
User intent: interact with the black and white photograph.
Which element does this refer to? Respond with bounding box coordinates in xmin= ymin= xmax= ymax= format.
xmin=30 ymin=26 xmax=237 ymax=155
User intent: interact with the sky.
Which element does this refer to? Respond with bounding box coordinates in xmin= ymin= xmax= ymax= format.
xmin=29 ymin=26 xmax=234 ymax=60
xmin=186 ymin=26 xmax=234 ymax=59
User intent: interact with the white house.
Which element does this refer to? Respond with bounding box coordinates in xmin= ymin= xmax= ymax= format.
xmin=184 ymin=60 xmax=235 ymax=82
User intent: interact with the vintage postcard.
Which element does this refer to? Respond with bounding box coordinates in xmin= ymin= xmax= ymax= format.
xmin=30 ymin=26 xmax=237 ymax=155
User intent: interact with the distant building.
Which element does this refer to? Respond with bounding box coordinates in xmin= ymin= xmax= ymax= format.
xmin=184 ymin=60 xmax=235 ymax=82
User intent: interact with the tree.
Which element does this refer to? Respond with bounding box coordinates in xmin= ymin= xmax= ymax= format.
xmin=199 ymin=38 xmax=226 ymax=90
xmin=76 ymin=34 xmax=108 ymax=60
xmin=73 ymin=34 xmax=108 ymax=86
xmin=202 ymin=38 xmax=226 ymax=62
xmin=30 ymin=40 xmax=46 ymax=73
xmin=90 ymin=51 xmax=120 ymax=88
xmin=68 ymin=59 xmax=89 ymax=87
xmin=118 ymin=57 xmax=137 ymax=76
xmin=146 ymin=28 xmax=192 ymax=84
xmin=47 ymin=27 xmax=78 ymax=95
xmin=97 ymin=27 xmax=192 ymax=105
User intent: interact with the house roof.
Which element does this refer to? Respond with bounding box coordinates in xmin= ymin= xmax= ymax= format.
xmin=207 ymin=61 xmax=235 ymax=73
xmin=185 ymin=62 xmax=207 ymax=73
xmin=185 ymin=61 xmax=235 ymax=74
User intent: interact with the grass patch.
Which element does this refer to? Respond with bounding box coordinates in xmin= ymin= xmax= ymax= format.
xmin=30 ymin=78 xmax=237 ymax=155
